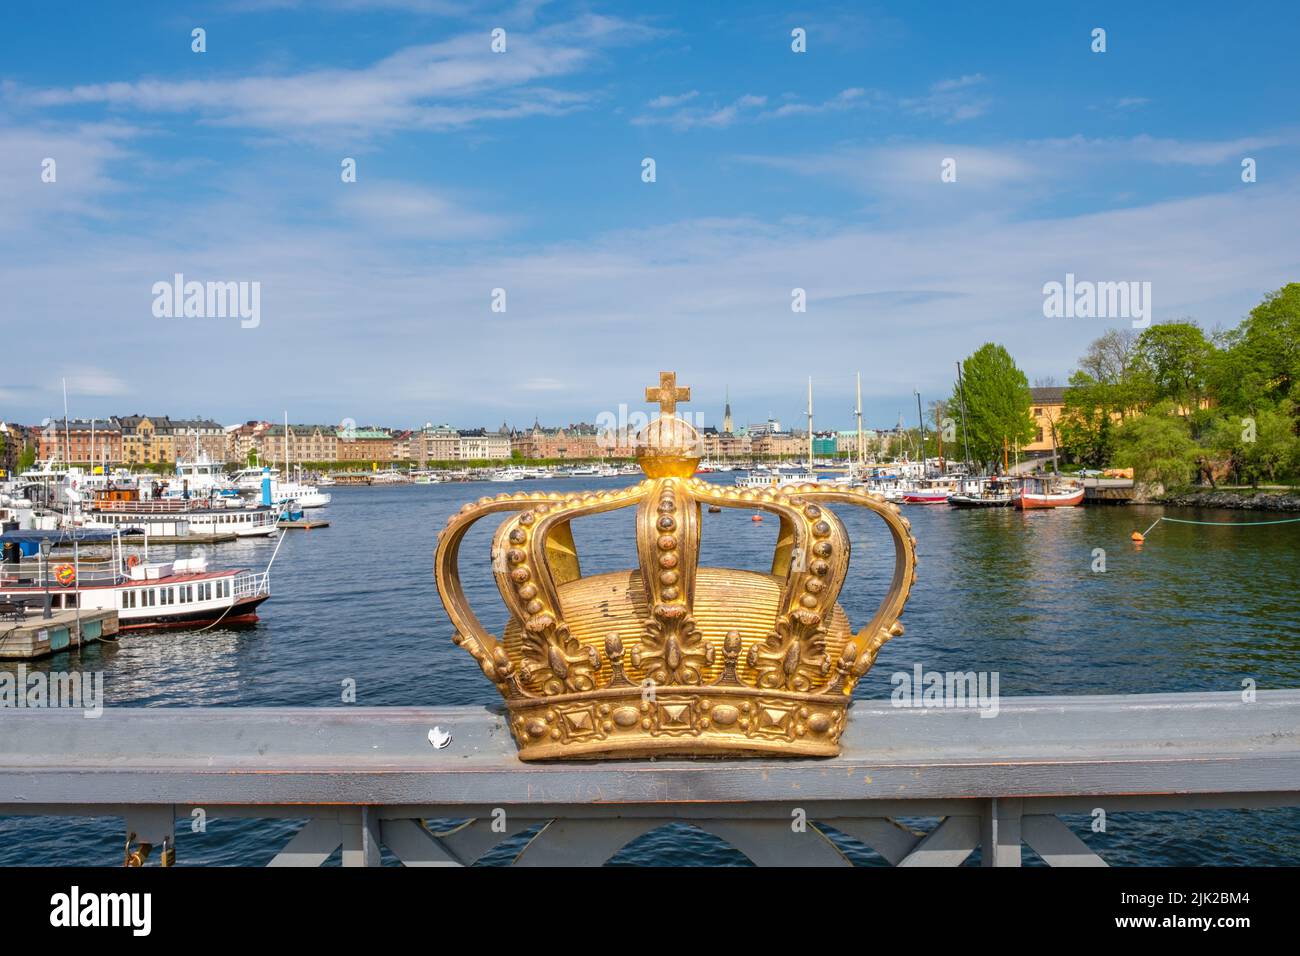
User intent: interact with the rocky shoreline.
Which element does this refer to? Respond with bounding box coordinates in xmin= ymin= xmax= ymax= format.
xmin=1138 ymin=486 xmax=1300 ymax=512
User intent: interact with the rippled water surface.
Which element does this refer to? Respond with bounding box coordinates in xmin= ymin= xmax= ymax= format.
xmin=3 ymin=477 xmax=1298 ymax=865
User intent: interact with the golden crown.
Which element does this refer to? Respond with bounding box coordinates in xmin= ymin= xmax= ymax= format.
xmin=435 ymin=372 xmax=918 ymax=760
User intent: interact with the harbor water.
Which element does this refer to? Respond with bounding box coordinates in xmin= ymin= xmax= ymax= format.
xmin=3 ymin=476 xmax=1298 ymax=865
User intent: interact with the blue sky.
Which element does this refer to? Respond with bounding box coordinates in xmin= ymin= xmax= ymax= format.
xmin=1 ymin=0 xmax=1297 ymax=431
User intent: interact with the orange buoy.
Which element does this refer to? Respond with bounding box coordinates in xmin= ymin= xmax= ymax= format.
xmin=751 ymin=514 xmax=763 ymax=522
xmin=1130 ymin=531 xmax=1144 ymax=542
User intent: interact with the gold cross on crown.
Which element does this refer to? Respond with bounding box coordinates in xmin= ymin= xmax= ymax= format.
xmin=645 ymin=371 xmax=690 ymax=417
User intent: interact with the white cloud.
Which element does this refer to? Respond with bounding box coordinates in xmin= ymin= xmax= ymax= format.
xmin=0 ymin=122 xmax=139 ymax=232
xmin=3 ymin=159 xmax=1296 ymax=425
xmin=633 ymin=93 xmax=769 ymax=130
xmin=336 ymin=184 xmax=512 ymax=240
xmin=647 ymin=91 xmax=699 ymax=109
xmin=900 ymin=74 xmax=991 ymax=122
xmin=633 ymin=76 xmax=988 ymax=131
xmin=13 ymin=15 xmax=656 ymax=137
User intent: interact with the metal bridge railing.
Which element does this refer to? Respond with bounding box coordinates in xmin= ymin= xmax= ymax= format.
xmin=2 ymin=690 xmax=1297 ymax=866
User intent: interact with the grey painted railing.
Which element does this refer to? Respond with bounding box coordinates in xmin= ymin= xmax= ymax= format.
xmin=2 ymin=690 xmax=1298 ymax=866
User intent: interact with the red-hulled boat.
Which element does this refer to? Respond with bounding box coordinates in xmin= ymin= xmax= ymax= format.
xmin=1014 ymin=476 xmax=1084 ymax=509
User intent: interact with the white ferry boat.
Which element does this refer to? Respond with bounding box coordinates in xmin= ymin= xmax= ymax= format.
xmin=170 ymin=455 xmax=239 ymax=499
xmin=79 ymin=494 xmax=279 ymax=538
xmin=229 ymin=467 xmax=331 ymax=508
xmin=734 ymin=470 xmax=824 ymax=490
xmin=0 ymin=529 xmax=271 ymax=630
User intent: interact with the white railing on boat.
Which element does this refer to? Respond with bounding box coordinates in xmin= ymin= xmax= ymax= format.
xmin=232 ymin=570 xmax=270 ymax=599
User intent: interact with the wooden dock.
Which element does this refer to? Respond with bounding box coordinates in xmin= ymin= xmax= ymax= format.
xmin=114 ymin=532 xmax=238 ymax=544
xmin=278 ymin=518 xmax=330 ymax=530
xmin=0 ymin=607 xmax=118 ymax=660
xmin=1082 ymin=477 xmax=1136 ymax=503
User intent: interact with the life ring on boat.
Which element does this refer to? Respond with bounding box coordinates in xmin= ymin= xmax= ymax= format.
xmin=55 ymin=564 xmax=76 ymax=586
xmin=126 ymin=554 xmax=141 ymax=568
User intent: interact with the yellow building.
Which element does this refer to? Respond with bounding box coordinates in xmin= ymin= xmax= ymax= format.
xmin=1025 ymin=387 xmax=1065 ymax=454
xmin=118 ymin=416 xmax=175 ymax=465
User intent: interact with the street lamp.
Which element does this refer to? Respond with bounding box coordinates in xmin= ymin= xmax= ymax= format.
xmin=39 ymin=537 xmax=53 ymax=619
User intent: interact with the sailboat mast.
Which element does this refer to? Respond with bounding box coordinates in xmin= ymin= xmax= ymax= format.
xmin=955 ymin=361 xmax=973 ymax=471
xmin=806 ymin=377 xmax=814 ymax=473
xmin=62 ymin=378 xmax=70 ymax=467
xmin=915 ymin=390 xmax=927 ymax=476
xmin=935 ymin=404 xmax=944 ymax=474
xmin=855 ymin=372 xmax=863 ymax=469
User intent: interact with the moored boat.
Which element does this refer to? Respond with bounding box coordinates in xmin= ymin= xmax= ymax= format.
xmin=80 ymin=496 xmax=280 ymax=538
xmin=948 ymin=477 xmax=1017 ymax=508
xmin=1014 ymin=476 xmax=1084 ymax=509
xmin=0 ymin=528 xmax=271 ymax=630
xmin=901 ymin=477 xmax=958 ymax=504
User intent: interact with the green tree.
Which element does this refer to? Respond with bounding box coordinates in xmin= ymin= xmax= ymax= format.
xmin=1132 ymin=321 xmax=1214 ymax=413
xmin=1211 ymin=283 xmax=1300 ymax=418
xmin=1111 ymin=402 xmax=1200 ymax=486
xmin=951 ymin=343 xmax=1034 ymax=469
xmin=1059 ymin=370 xmax=1118 ymax=466
xmin=1237 ymin=402 xmax=1299 ymax=486
xmin=17 ymin=442 xmax=36 ymax=472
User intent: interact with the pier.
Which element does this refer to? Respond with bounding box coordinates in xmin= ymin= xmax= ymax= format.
xmin=277 ymin=518 xmax=330 ymax=530
xmin=1082 ymin=477 xmax=1136 ymax=504
xmin=2 ymin=690 xmax=1295 ymax=865
xmin=113 ymin=532 xmax=238 ymax=544
xmin=0 ymin=607 xmax=117 ymax=660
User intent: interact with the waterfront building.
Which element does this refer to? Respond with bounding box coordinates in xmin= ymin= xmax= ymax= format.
xmin=259 ymin=424 xmax=340 ymax=464
xmin=115 ymin=415 xmax=224 ymax=466
xmin=390 ymin=429 xmax=413 ymax=462
xmin=336 ymin=427 xmax=395 ymax=463
xmin=812 ymin=431 xmax=839 ymax=457
xmin=511 ymin=422 xmax=604 ymax=460
xmin=0 ymin=421 xmax=34 ymax=475
xmin=751 ymin=431 xmax=805 ymax=459
xmin=747 ymin=417 xmax=783 ymax=437
xmin=455 ymin=428 xmax=510 ymax=461
xmin=1025 ymin=386 xmax=1066 ymax=455
xmin=700 ymin=427 xmax=751 ymax=460
xmin=169 ymin=417 xmax=229 ymax=463
xmin=36 ymin=418 xmax=124 ymax=466
xmin=836 ymin=429 xmax=878 ymax=456
xmin=227 ymin=421 xmax=273 ymax=464
xmin=417 ymin=424 xmax=459 ymax=463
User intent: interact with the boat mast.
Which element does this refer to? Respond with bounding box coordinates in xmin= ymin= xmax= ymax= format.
xmin=935 ymin=403 xmax=944 ymax=474
xmin=62 ymin=377 xmax=70 ymax=469
xmin=914 ymin=390 xmax=927 ymax=476
xmin=954 ymin=362 xmax=973 ymax=472
xmin=806 ymin=376 xmax=814 ymax=474
xmin=855 ymin=372 xmax=863 ymax=471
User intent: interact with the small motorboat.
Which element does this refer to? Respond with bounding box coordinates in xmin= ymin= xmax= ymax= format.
xmin=1014 ymin=476 xmax=1084 ymax=509
xmin=949 ymin=477 xmax=1016 ymax=508
xmin=901 ymin=477 xmax=958 ymax=505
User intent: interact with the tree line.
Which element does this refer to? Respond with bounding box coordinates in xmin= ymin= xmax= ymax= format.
xmin=949 ymin=283 xmax=1300 ymax=486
